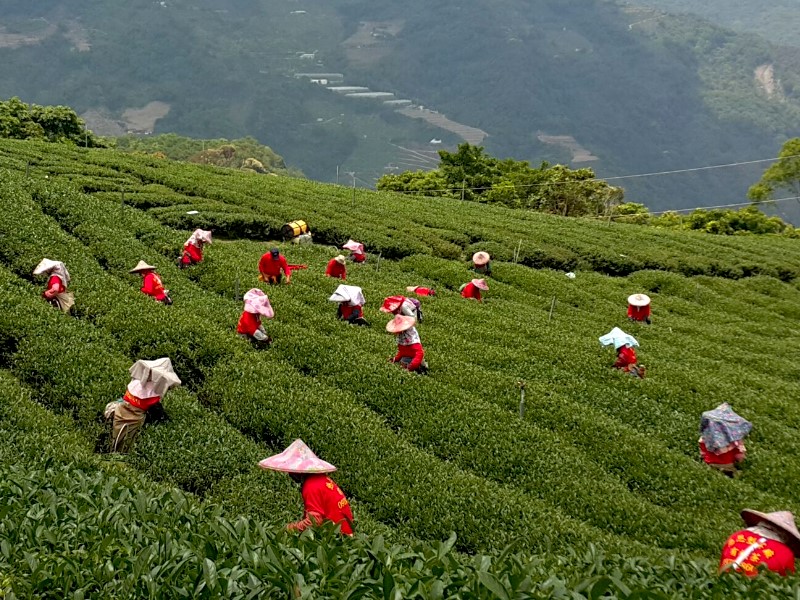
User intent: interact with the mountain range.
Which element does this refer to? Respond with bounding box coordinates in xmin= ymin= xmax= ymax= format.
xmin=1 ymin=0 xmax=799 ymax=218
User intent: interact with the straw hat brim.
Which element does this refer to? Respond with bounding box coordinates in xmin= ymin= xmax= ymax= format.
xmin=334 ymin=255 xmax=346 ymax=265
xmin=628 ymin=293 xmax=651 ymax=307
xmin=472 ymin=251 xmax=490 ymax=266
xmin=386 ymin=315 xmax=416 ymax=333
xmin=741 ymin=510 xmax=800 ymax=555
xmin=129 ymin=260 xmax=157 ymax=273
xmin=472 ymin=278 xmax=489 ymax=290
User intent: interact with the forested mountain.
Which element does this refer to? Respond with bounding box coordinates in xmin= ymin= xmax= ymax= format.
xmin=1 ymin=0 xmax=799 ymax=217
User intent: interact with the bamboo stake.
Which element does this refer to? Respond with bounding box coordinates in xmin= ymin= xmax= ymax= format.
xmin=518 ymin=380 xmax=526 ymax=418
xmin=548 ymin=296 xmax=556 ymax=321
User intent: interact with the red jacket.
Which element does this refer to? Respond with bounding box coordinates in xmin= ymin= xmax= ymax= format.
xmin=614 ymin=346 xmax=637 ymax=370
xmin=720 ymin=530 xmax=795 ymax=576
xmin=123 ymin=389 xmax=161 ymax=412
xmin=43 ymin=275 xmax=65 ymax=299
xmin=338 ymin=304 xmax=362 ymax=320
xmin=461 ymin=282 xmax=482 ymax=302
xmin=352 ymin=253 xmax=366 ymax=263
xmin=259 ymin=253 xmax=290 ymax=278
xmin=288 ymin=474 xmax=354 ymax=535
xmin=141 ymin=272 xmax=166 ymax=301
xmin=182 ymin=243 xmax=203 ymax=264
xmin=237 ymin=311 xmax=261 ymax=336
xmin=699 ymin=439 xmax=745 ymax=465
xmin=325 ymin=259 xmax=346 ymax=280
xmin=627 ymin=304 xmax=651 ymax=320
xmin=393 ymin=343 xmax=425 ymax=371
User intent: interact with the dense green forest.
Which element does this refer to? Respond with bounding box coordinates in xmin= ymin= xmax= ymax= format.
xmin=1 ymin=0 xmax=800 ymax=217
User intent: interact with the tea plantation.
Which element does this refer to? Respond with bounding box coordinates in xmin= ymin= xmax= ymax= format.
xmin=1 ymin=138 xmax=799 ymax=597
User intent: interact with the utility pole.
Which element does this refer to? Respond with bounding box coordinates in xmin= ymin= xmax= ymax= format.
xmin=336 ymin=165 xmax=339 ymax=185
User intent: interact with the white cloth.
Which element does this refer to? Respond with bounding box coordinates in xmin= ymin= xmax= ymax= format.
xmin=33 ymin=258 xmax=70 ymax=285
xmin=599 ymin=327 xmax=639 ymax=350
xmin=328 ymin=284 xmax=366 ymax=307
xmin=186 ymin=229 xmax=212 ymax=247
xmin=398 ymin=298 xmax=417 ymax=318
xmin=397 ymin=326 xmax=421 ymax=346
xmin=127 ymin=379 xmax=160 ymax=400
xmin=128 ymin=358 xmax=181 ymax=398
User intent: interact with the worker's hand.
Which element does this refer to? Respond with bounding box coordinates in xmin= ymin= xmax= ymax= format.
xmin=285 ymin=278 xmax=292 ymax=285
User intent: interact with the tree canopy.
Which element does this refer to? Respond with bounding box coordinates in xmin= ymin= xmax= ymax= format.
xmin=377 ymin=143 xmax=624 ymax=217
xmin=0 ymin=97 xmax=104 ymax=147
xmin=748 ymin=137 xmax=800 ymax=205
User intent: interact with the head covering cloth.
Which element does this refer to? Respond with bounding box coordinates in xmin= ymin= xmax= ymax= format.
xmin=380 ymin=296 xmax=406 ymax=313
xmin=328 ymin=284 xmax=366 ymax=307
xmin=598 ymin=327 xmax=639 ymax=350
xmin=128 ymin=357 xmax=181 ymax=398
xmin=700 ymin=403 xmax=752 ymax=454
xmin=472 ymin=251 xmax=490 ymax=266
xmin=258 ymin=439 xmax=336 ymax=474
xmin=243 ymin=288 xmax=274 ymax=318
xmin=33 ymin=258 xmax=70 ymax=285
xmin=342 ymin=239 xmax=365 ymax=254
xmin=186 ymin=229 xmax=213 ymax=247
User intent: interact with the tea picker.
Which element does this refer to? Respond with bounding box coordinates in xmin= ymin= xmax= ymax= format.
xmin=380 ymin=295 xmax=423 ymax=323
xmin=627 ymin=293 xmax=651 ymax=324
xmin=460 ymin=278 xmax=488 ymax=302
xmin=325 ymin=255 xmax=347 ymax=280
xmin=406 ymin=285 xmax=436 ymax=297
xmin=720 ymin=509 xmax=800 ymax=576
xmin=342 ymin=239 xmax=367 ymax=263
xmin=130 ymin=260 xmax=172 ymax=305
xmin=33 ymin=258 xmax=74 ymax=313
xmin=179 ymin=228 xmax=212 ymax=268
xmin=471 ymin=251 xmax=492 ymax=277
xmin=258 ymin=247 xmax=293 ymax=285
xmin=386 ymin=314 xmax=428 ymax=374
xmin=599 ymin=327 xmax=645 ymax=379
xmin=237 ymin=288 xmax=274 ymax=347
xmin=105 ymin=357 xmax=181 ymax=453
xmin=699 ymin=403 xmax=751 ymax=477
xmin=259 ymin=439 xmax=354 ymax=535
xmin=329 ymin=284 xmax=369 ymax=326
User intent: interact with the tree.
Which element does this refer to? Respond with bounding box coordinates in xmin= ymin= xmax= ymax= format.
xmin=748 ymin=138 xmax=800 ymax=203
xmin=0 ymin=97 xmax=104 ymax=147
xmin=377 ymin=143 xmax=624 ymax=217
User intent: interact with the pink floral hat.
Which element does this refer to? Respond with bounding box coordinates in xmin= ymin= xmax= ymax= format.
xmin=471 ymin=278 xmax=489 ymax=291
xmin=243 ymin=288 xmax=274 ymax=318
xmin=258 ymin=439 xmax=336 ymax=474
xmin=386 ymin=314 xmax=416 ymax=333
xmin=342 ymin=239 xmax=364 ymax=254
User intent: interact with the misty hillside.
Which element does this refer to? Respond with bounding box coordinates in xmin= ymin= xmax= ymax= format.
xmin=1 ymin=0 xmax=799 ymax=217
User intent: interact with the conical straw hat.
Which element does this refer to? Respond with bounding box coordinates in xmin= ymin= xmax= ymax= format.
xmin=627 ymin=293 xmax=651 ymax=307
xmin=334 ymin=254 xmax=346 ymax=265
xmin=472 ymin=251 xmax=490 ymax=266
xmin=129 ymin=260 xmax=157 ymax=273
xmin=380 ymin=296 xmax=405 ymax=313
xmin=741 ymin=510 xmax=800 ymax=555
xmin=471 ymin=278 xmax=489 ymax=291
xmin=386 ymin=314 xmax=416 ymax=333
xmin=258 ymin=439 xmax=336 ymax=474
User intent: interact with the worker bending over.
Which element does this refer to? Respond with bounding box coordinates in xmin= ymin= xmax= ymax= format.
xmin=180 ymin=229 xmax=212 ymax=268
xmin=386 ymin=315 xmax=428 ymax=374
xmin=237 ymin=288 xmax=274 ymax=347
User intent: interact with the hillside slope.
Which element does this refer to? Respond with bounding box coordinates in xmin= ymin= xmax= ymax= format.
xmin=1 ymin=140 xmax=800 ymax=593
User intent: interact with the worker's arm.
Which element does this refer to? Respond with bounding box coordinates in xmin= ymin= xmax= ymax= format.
xmin=405 ymin=344 xmax=425 ymax=371
xmin=286 ymin=511 xmax=323 ymax=532
xmin=280 ymin=257 xmax=292 ymax=282
xmin=43 ymin=277 xmax=63 ymax=299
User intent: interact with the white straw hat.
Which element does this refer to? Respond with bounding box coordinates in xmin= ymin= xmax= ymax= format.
xmin=627 ymin=293 xmax=651 ymax=307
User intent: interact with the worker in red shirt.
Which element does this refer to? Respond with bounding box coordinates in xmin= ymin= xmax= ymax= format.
xmin=259 ymin=439 xmax=354 ymax=535
xmin=720 ymin=510 xmax=800 ymax=577
xmin=237 ymin=288 xmax=274 ymax=346
xmin=104 ymin=358 xmax=181 ymax=453
xmin=406 ymin=285 xmax=436 ymax=297
xmin=386 ymin=315 xmax=428 ymax=374
xmin=180 ymin=229 xmax=212 ymax=268
xmin=258 ymin=247 xmax=291 ymax=285
xmin=329 ymin=285 xmax=369 ymax=326
xmin=380 ymin=295 xmax=423 ymax=322
xmin=130 ymin=260 xmax=172 ymax=304
xmin=325 ymin=255 xmax=347 ymax=280
xmin=699 ymin=403 xmax=751 ymax=477
xmin=33 ymin=258 xmax=74 ymax=312
xmin=627 ymin=293 xmax=652 ymax=324
xmin=342 ymin=239 xmax=366 ymax=263
xmin=599 ymin=327 xmax=645 ymax=378
xmin=460 ymin=278 xmax=488 ymax=302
